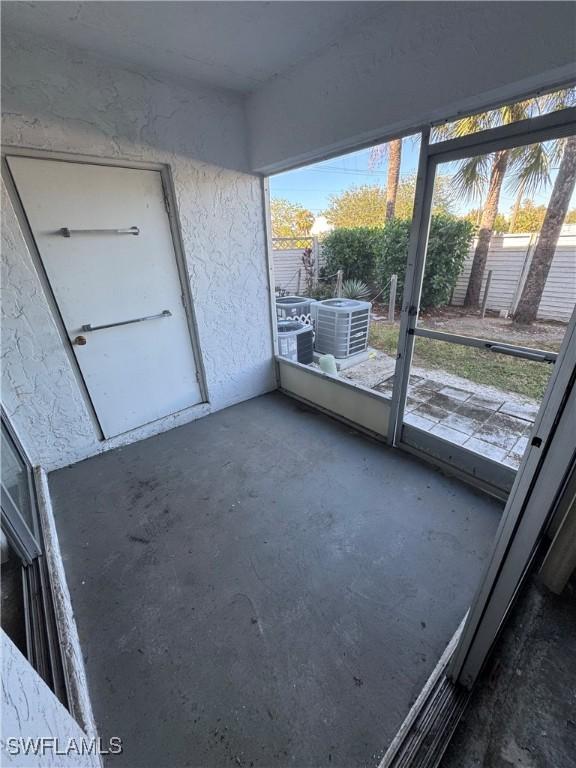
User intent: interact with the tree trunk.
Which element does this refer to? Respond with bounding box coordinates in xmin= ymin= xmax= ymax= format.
xmin=465 ymin=150 xmax=509 ymax=307
xmin=513 ymin=136 xmax=576 ymax=324
xmin=509 ymin=179 xmax=526 ymax=232
xmin=385 ymin=139 xmax=402 ymax=221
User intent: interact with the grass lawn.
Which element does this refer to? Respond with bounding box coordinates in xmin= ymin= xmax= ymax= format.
xmin=369 ymin=324 xmax=554 ymax=401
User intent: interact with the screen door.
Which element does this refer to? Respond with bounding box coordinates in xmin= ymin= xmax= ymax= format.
xmin=389 ymin=121 xmax=576 ymax=495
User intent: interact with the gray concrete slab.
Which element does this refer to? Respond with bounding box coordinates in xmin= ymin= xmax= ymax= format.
xmin=48 ymin=393 xmax=502 ymax=768
xmin=443 ymin=578 xmax=576 ymax=768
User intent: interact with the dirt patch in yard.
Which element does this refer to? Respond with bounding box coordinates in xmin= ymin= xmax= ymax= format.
xmin=369 ymin=310 xmax=560 ymax=401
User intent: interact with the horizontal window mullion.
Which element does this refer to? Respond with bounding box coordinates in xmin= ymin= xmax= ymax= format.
xmin=429 ymin=108 xmax=576 ymax=163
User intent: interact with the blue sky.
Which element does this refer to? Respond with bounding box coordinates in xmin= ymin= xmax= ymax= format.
xmin=269 ymin=135 xmax=570 ymax=219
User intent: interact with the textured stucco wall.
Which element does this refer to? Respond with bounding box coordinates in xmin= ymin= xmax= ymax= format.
xmin=1 ymin=631 xmax=101 ymax=767
xmin=1 ymin=30 xmax=275 ymax=470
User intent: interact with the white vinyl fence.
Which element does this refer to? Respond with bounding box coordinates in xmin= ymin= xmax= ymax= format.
xmin=272 ymin=237 xmax=324 ymax=293
xmin=272 ymin=232 xmax=576 ymax=322
xmin=452 ymin=233 xmax=576 ymax=322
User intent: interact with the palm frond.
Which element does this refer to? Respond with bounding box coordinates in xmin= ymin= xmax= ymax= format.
xmin=500 ymin=99 xmax=533 ymax=125
xmin=430 ymin=89 xmax=576 ymax=206
xmin=506 ymin=142 xmax=551 ymax=197
xmin=450 ymin=154 xmax=492 ymax=202
xmin=431 ymin=123 xmax=452 ymax=142
xmin=548 ymin=137 xmax=568 ymax=166
xmin=536 ymin=86 xmax=576 ymax=114
xmin=368 ymin=143 xmax=388 ymax=170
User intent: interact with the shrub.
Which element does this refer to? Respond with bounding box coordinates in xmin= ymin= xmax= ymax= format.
xmin=308 ymin=283 xmax=334 ymax=301
xmin=321 ymin=217 xmax=473 ymax=309
xmin=341 ymin=279 xmax=371 ymax=299
xmin=321 ymin=228 xmax=384 ymax=285
xmin=376 ymin=215 xmax=473 ymax=309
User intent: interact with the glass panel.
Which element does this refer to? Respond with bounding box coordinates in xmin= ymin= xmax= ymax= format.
xmin=269 ymin=133 xmax=421 ymax=396
xmin=430 ymin=87 xmax=576 ymax=143
xmin=405 ymin=128 xmax=576 ymax=471
xmin=405 ymin=337 xmax=553 ymax=469
xmin=1 ymin=425 xmax=34 ymax=534
xmin=417 ymin=139 xmax=576 ymax=354
xmin=0 ymin=528 xmax=27 ymax=656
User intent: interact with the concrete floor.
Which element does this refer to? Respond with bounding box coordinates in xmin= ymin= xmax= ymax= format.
xmin=48 ymin=392 xmax=502 ymax=768
xmin=443 ymin=577 xmax=576 ymax=768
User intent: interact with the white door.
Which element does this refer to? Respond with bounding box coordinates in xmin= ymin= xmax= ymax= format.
xmin=7 ymin=156 xmax=203 ymax=438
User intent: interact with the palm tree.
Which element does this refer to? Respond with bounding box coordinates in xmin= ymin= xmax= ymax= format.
xmin=509 ymin=179 xmax=526 ymax=232
xmin=437 ymin=90 xmax=575 ymax=308
xmin=513 ymin=135 xmax=576 ymax=324
xmin=437 ymin=101 xmax=535 ymax=307
xmin=385 ymin=139 xmax=402 ymax=221
xmin=369 ymin=138 xmax=403 ymax=221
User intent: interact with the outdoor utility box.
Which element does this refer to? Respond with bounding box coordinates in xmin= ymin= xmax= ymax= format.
xmin=277 ymin=320 xmax=314 ymax=364
xmin=276 ymin=295 xmax=315 ymax=325
xmin=311 ymin=298 xmax=371 ymax=358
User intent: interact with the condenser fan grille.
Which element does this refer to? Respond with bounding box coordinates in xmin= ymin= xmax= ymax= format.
xmin=312 ymin=300 xmax=371 ymax=358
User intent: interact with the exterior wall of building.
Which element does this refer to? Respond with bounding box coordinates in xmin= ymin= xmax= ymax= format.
xmin=1 ymin=31 xmax=275 ymax=470
xmin=1 ymin=631 xmax=101 ymax=767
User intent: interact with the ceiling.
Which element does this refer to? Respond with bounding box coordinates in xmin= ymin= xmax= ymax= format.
xmin=2 ymin=1 xmax=383 ymax=93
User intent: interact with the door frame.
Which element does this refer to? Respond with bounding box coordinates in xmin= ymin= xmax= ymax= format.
xmin=387 ymin=107 xmax=576 ymax=496
xmin=2 ymin=146 xmax=209 ymax=439
xmin=386 ymin=106 xmax=576 ymax=691
xmin=449 ymin=308 xmax=576 ymax=687
xmin=1 ymin=405 xmax=41 ymax=562
xmin=1 ymin=409 xmax=68 ymax=704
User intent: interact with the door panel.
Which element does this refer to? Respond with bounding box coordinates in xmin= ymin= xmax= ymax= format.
xmin=8 ymin=157 xmax=202 ymax=437
xmin=398 ymin=138 xmax=576 ymax=485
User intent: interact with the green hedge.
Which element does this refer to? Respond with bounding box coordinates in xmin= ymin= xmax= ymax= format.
xmin=321 ymin=216 xmax=473 ymax=309
xmin=321 ymin=227 xmax=384 ymax=285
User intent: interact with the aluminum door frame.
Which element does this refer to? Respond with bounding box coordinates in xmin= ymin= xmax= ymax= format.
xmin=450 ymin=308 xmax=576 ymax=687
xmin=0 ymin=409 xmax=68 ymax=700
xmin=387 ymin=108 xmax=576 ymax=494
xmin=1 ymin=408 xmax=41 ymax=562
xmin=386 ymin=106 xmax=576 ymax=689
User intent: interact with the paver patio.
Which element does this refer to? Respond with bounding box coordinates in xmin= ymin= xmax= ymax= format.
xmin=336 ymin=349 xmax=537 ymax=470
xmin=376 ymin=375 xmax=536 ymax=469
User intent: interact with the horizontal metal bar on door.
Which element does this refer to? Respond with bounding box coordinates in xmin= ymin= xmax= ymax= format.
xmin=412 ymin=327 xmax=558 ymax=363
xmin=59 ymin=226 xmax=140 ymax=237
xmin=428 ymin=108 xmax=576 ymax=164
xmin=81 ymin=310 xmax=171 ymax=333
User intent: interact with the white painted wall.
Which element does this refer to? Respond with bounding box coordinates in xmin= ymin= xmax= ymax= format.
xmin=1 ymin=632 xmax=100 ymax=767
xmin=1 ymin=30 xmax=275 ymax=471
xmin=277 ymin=359 xmax=390 ymax=439
xmin=248 ymin=2 xmax=576 ymax=172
